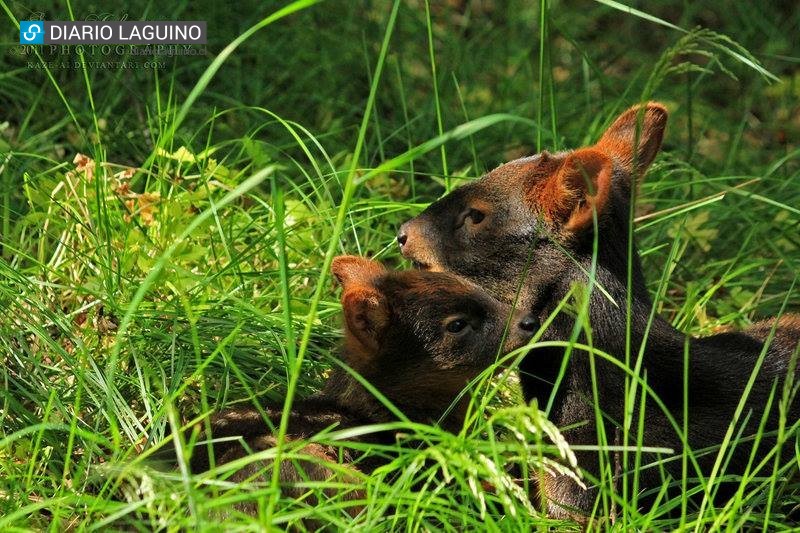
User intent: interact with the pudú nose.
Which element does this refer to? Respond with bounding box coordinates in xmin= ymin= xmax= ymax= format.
xmin=397 ymin=229 xmax=408 ymax=247
xmin=397 ymin=218 xmax=435 ymax=265
xmin=518 ymin=314 xmax=537 ymax=333
xmin=397 ymin=220 xmax=414 ymax=248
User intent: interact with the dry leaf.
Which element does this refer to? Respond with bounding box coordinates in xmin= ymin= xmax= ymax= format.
xmin=73 ymin=153 xmax=96 ymax=182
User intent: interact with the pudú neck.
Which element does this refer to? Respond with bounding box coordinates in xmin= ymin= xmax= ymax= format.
xmin=540 ymin=227 xmax=688 ymax=363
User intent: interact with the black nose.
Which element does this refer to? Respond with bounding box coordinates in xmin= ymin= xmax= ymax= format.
xmin=397 ymin=231 xmax=407 ymax=247
xmin=518 ymin=315 xmax=537 ymax=333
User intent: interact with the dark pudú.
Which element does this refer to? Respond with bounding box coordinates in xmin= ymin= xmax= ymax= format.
xmin=399 ymin=103 xmax=800 ymax=520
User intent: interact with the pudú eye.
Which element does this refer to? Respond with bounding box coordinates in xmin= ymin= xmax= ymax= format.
xmin=455 ymin=207 xmax=487 ymax=230
xmin=467 ymin=208 xmax=485 ymax=224
xmin=445 ymin=318 xmax=470 ymax=334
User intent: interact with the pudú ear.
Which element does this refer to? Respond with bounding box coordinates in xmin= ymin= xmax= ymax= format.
xmin=595 ymin=102 xmax=668 ymax=177
xmin=332 ymin=256 xmax=390 ymax=362
xmin=331 ymin=255 xmax=387 ymax=288
xmin=341 ymin=286 xmax=390 ymax=355
xmin=540 ymin=148 xmax=613 ymax=233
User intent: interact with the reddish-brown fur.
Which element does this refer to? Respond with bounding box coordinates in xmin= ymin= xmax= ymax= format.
xmin=179 ymin=256 xmax=537 ymax=524
xmin=595 ymin=103 xmax=668 ymax=176
xmin=538 ymin=148 xmax=613 ymax=233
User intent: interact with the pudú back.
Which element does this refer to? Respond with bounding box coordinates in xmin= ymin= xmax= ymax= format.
xmin=398 ymin=103 xmax=800 ymax=520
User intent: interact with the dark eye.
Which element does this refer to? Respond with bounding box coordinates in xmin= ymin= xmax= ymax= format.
xmin=445 ymin=318 xmax=470 ymax=334
xmin=455 ymin=207 xmax=487 ymax=230
xmin=466 ymin=208 xmax=485 ymax=224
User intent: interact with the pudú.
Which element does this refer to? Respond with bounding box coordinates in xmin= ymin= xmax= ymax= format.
xmin=185 ymin=256 xmax=537 ymax=518
xmin=398 ymin=103 xmax=800 ymax=519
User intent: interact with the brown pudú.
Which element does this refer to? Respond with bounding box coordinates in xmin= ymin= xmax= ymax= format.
xmin=398 ymin=103 xmax=800 ymax=520
xmin=186 ymin=256 xmax=537 ymax=521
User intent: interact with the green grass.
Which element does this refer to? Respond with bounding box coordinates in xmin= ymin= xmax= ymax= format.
xmin=1 ymin=0 xmax=799 ymax=530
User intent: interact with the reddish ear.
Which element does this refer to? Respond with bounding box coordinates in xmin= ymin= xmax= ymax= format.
xmin=341 ymin=286 xmax=389 ymax=355
xmin=595 ymin=102 xmax=667 ymax=177
xmin=332 ymin=255 xmax=389 ymax=365
xmin=331 ymin=255 xmax=386 ymax=288
xmin=539 ymin=148 xmax=613 ymax=233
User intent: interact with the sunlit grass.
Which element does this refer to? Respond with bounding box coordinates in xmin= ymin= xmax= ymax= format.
xmin=1 ymin=0 xmax=799 ymax=529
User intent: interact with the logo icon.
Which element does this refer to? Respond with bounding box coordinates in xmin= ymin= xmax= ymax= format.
xmin=20 ymin=21 xmax=45 ymax=44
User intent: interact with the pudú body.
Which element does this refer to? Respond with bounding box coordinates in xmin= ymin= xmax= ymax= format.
xmin=398 ymin=103 xmax=800 ymax=518
xmin=187 ymin=256 xmax=537 ymax=517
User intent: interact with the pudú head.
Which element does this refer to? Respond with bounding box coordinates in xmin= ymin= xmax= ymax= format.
xmin=397 ymin=102 xmax=667 ymax=303
xmin=331 ymin=255 xmax=536 ymax=404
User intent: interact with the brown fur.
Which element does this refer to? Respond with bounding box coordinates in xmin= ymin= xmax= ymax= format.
xmin=547 ymin=148 xmax=613 ymax=233
xmin=181 ymin=257 xmax=537 ymax=525
xmin=595 ymin=102 xmax=668 ymax=176
xmin=212 ymin=433 xmax=365 ymax=520
xmin=399 ymin=102 xmax=800 ymax=522
xmin=745 ymin=314 xmax=800 ymax=358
